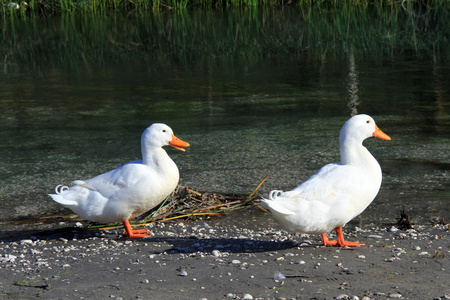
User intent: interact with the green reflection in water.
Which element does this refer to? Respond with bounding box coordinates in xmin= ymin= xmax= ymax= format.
xmin=1 ymin=6 xmax=449 ymax=71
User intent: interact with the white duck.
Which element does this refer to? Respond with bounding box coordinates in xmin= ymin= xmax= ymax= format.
xmin=49 ymin=123 xmax=189 ymax=238
xmin=261 ymin=114 xmax=391 ymax=247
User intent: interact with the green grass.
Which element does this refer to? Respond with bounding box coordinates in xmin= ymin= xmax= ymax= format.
xmin=0 ymin=0 xmax=448 ymax=14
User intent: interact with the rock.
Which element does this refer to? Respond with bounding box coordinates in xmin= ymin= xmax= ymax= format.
xmin=367 ymin=235 xmax=383 ymax=239
xmin=242 ymin=294 xmax=253 ymax=300
xmin=388 ymin=226 xmax=399 ymax=232
xmin=20 ymin=239 xmax=34 ymax=245
xmin=273 ymin=271 xmax=286 ymax=280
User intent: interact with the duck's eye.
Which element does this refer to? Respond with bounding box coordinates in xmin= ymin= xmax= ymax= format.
xmin=162 ymin=130 xmax=166 ymax=133
xmin=366 ymin=120 xmax=370 ymax=124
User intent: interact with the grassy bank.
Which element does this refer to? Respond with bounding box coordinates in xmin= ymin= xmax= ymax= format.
xmin=1 ymin=0 xmax=448 ymax=15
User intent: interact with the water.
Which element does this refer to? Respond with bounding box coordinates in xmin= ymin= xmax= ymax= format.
xmin=0 ymin=7 xmax=449 ymax=232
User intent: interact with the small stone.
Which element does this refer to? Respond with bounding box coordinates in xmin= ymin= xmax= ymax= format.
xmin=225 ymin=293 xmax=235 ymax=298
xmin=231 ymin=260 xmax=241 ymax=265
xmin=20 ymin=239 xmax=34 ymax=245
xmin=367 ymin=235 xmax=383 ymax=239
xmin=388 ymin=226 xmax=399 ymax=232
xmin=358 ymin=255 xmax=365 ymax=259
xmin=388 ymin=293 xmax=402 ymax=298
xmin=335 ymin=294 xmax=349 ymax=300
xmin=242 ymin=294 xmax=253 ymax=300
xmin=140 ymin=279 xmax=149 ymax=284
xmin=273 ymin=271 xmax=285 ymax=280
xmin=295 ymin=260 xmax=306 ymax=264
xmin=212 ymin=250 xmax=221 ymax=257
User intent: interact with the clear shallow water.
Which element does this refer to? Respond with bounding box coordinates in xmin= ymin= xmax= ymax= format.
xmin=0 ymin=8 xmax=449 ymax=231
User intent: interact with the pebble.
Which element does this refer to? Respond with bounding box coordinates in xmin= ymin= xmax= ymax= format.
xmin=388 ymin=293 xmax=402 ymax=298
xmin=75 ymin=222 xmax=83 ymax=228
xmin=273 ymin=271 xmax=286 ymax=280
xmin=388 ymin=226 xmax=399 ymax=232
xmin=20 ymin=239 xmax=34 ymax=245
xmin=231 ymin=259 xmax=241 ymax=264
xmin=367 ymin=235 xmax=383 ymax=239
xmin=242 ymin=294 xmax=253 ymax=300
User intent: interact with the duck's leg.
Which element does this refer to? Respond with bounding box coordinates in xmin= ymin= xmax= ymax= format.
xmin=122 ymin=220 xmax=150 ymax=238
xmin=321 ymin=228 xmax=364 ymax=246
xmin=321 ymin=233 xmax=338 ymax=246
xmin=335 ymin=227 xmax=364 ymax=247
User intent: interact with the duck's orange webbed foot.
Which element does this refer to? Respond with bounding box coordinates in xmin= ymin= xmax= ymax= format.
xmin=321 ymin=227 xmax=364 ymax=247
xmin=321 ymin=233 xmax=338 ymax=246
xmin=122 ymin=220 xmax=150 ymax=238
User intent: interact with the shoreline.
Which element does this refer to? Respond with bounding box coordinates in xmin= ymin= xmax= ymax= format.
xmin=1 ymin=212 xmax=449 ymax=299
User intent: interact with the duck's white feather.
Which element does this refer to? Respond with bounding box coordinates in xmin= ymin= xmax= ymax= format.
xmin=261 ymin=114 xmax=388 ymax=234
xmin=49 ymin=123 xmax=186 ymax=224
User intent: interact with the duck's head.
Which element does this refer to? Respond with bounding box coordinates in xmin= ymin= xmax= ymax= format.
xmin=142 ymin=123 xmax=190 ymax=151
xmin=340 ymin=114 xmax=391 ymax=144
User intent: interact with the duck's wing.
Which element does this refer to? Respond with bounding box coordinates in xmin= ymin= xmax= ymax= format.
xmin=291 ymin=163 xmax=362 ymax=204
xmin=264 ymin=163 xmax=363 ymax=213
xmin=80 ymin=161 xmax=145 ymax=199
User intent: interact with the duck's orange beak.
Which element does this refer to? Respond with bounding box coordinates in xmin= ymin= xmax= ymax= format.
xmin=373 ymin=124 xmax=391 ymax=141
xmin=169 ymin=134 xmax=190 ymax=151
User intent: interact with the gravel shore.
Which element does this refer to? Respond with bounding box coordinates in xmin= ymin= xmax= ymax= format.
xmin=1 ymin=211 xmax=449 ymax=300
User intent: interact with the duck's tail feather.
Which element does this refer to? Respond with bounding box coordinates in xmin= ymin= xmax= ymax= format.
xmin=269 ymin=190 xmax=284 ymax=200
xmin=260 ymin=190 xmax=296 ymax=215
xmin=49 ymin=193 xmax=78 ymax=206
xmin=55 ymin=185 xmax=69 ymax=194
xmin=260 ymin=190 xmax=283 ymax=209
xmin=49 ymin=184 xmax=79 ymax=206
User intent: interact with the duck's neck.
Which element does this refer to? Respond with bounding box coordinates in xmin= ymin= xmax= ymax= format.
xmin=142 ymin=147 xmax=174 ymax=171
xmin=340 ymin=138 xmax=379 ymax=169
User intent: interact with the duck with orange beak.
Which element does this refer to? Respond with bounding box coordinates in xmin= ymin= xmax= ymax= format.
xmin=261 ymin=114 xmax=391 ymax=247
xmin=50 ymin=123 xmax=189 ymax=238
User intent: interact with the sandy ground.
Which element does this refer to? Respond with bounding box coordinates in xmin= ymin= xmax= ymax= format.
xmin=1 ymin=211 xmax=449 ymax=300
